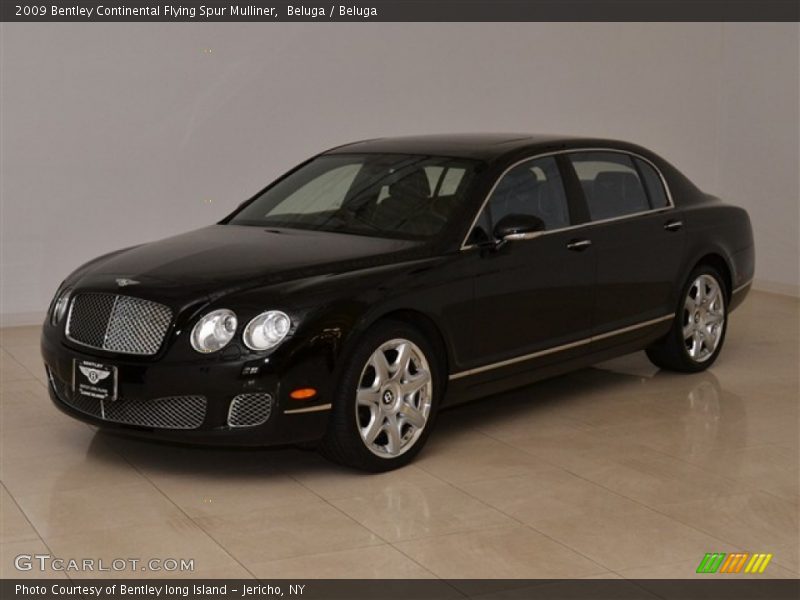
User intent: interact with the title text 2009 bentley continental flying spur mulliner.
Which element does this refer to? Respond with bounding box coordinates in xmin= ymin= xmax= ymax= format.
xmin=41 ymin=134 xmax=754 ymax=470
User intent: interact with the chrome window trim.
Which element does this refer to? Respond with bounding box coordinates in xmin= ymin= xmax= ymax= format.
xmin=448 ymin=313 xmax=674 ymax=380
xmin=460 ymin=147 xmax=675 ymax=250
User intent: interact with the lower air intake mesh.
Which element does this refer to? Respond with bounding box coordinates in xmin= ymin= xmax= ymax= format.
xmin=227 ymin=393 xmax=273 ymax=427
xmin=47 ymin=368 xmax=206 ymax=430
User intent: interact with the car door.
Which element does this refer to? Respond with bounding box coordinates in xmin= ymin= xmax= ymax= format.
xmin=564 ymin=151 xmax=686 ymax=338
xmin=462 ymin=155 xmax=596 ymax=378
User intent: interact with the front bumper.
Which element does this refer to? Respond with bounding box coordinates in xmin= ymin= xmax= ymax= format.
xmin=41 ymin=332 xmax=332 ymax=446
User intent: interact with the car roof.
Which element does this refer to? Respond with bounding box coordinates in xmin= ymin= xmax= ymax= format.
xmin=323 ymin=133 xmax=648 ymax=162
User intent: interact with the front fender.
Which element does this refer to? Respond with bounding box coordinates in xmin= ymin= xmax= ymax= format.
xmin=228 ymin=252 xmax=470 ymax=395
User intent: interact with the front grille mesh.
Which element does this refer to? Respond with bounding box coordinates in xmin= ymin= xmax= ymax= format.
xmin=67 ymin=293 xmax=115 ymax=348
xmin=66 ymin=293 xmax=172 ymax=355
xmin=228 ymin=393 xmax=273 ymax=427
xmin=47 ymin=368 xmax=206 ymax=430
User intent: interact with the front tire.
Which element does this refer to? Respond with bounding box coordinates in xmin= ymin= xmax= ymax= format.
xmin=320 ymin=320 xmax=442 ymax=471
xmin=646 ymin=266 xmax=728 ymax=372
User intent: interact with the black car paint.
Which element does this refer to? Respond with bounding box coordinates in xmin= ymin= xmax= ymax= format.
xmin=41 ymin=134 xmax=755 ymax=445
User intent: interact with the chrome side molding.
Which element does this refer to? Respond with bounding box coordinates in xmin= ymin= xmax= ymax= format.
xmin=449 ymin=314 xmax=674 ymax=380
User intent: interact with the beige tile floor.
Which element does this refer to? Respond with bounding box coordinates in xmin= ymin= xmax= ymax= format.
xmin=0 ymin=290 xmax=797 ymax=580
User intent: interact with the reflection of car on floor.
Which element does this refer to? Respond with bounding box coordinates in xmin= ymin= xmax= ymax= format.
xmin=41 ymin=134 xmax=754 ymax=471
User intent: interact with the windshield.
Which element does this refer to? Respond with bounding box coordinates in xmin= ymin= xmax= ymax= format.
xmin=228 ymin=154 xmax=479 ymax=240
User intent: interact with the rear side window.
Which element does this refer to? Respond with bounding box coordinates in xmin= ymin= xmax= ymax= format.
xmin=568 ymin=152 xmax=650 ymax=221
xmin=486 ymin=156 xmax=570 ymax=230
xmin=635 ymin=158 xmax=670 ymax=209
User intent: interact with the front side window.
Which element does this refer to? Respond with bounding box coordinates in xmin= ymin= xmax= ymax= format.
xmin=230 ymin=154 xmax=479 ymax=240
xmin=486 ymin=156 xmax=570 ymax=231
xmin=568 ymin=152 xmax=651 ymax=221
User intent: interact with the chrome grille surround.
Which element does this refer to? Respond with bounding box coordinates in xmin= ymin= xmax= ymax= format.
xmin=66 ymin=293 xmax=172 ymax=355
xmin=47 ymin=367 xmax=206 ymax=430
xmin=227 ymin=393 xmax=273 ymax=428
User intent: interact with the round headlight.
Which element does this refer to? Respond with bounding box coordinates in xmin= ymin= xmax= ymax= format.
xmin=190 ymin=309 xmax=238 ymax=353
xmin=50 ymin=287 xmax=72 ymax=326
xmin=243 ymin=310 xmax=291 ymax=351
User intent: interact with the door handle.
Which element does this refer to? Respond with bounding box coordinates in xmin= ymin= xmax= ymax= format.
xmin=664 ymin=219 xmax=683 ymax=232
xmin=566 ymin=238 xmax=592 ymax=251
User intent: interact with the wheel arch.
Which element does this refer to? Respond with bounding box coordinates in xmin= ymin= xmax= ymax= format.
xmin=337 ymin=307 xmax=452 ymax=394
xmin=691 ymin=253 xmax=733 ymax=300
xmin=371 ymin=308 xmax=450 ymax=387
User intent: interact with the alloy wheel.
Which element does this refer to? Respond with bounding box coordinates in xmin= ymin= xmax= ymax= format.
xmin=355 ymin=338 xmax=433 ymax=458
xmin=682 ymin=274 xmax=725 ymax=363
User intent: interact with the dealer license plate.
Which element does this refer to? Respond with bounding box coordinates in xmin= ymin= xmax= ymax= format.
xmin=73 ymin=359 xmax=118 ymax=402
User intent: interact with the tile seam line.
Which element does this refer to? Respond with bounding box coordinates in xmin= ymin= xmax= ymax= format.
xmin=104 ymin=446 xmax=260 ymax=580
xmin=414 ymin=464 xmax=611 ymax=577
xmin=2 ymin=343 xmax=48 ymax=382
xmin=643 ymin=490 xmax=797 ymax=548
xmin=464 ymin=428 xmax=740 ymax=563
xmin=278 ymin=466 xmax=455 ymax=588
xmin=234 ymin=539 xmax=390 ymax=569
xmin=0 ymin=480 xmax=77 ymax=582
xmin=568 ymin=414 xmax=800 ymax=499
xmin=474 ymin=421 xmax=735 ymax=504
xmin=586 ymin=423 xmax=797 ymax=489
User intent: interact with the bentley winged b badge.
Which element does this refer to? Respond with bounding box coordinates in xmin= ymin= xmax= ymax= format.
xmin=78 ymin=366 xmax=111 ymax=385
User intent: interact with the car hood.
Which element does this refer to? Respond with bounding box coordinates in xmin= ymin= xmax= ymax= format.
xmin=70 ymin=225 xmax=427 ymax=303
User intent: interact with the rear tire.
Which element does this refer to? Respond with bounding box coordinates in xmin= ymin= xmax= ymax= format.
xmin=320 ymin=320 xmax=442 ymax=471
xmin=646 ymin=266 xmax=728 ymax=372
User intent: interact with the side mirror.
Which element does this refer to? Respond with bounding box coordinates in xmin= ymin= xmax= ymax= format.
xmin=493 ymin=214 xmax=546 ymax=243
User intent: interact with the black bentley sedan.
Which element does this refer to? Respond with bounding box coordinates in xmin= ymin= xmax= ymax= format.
xmin=41 ymin=134 xmax=754 ymax=470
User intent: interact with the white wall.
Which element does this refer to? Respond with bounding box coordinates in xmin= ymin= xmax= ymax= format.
xmin=716 ymin=23 xmax=799 ymax=296
xmin=1 ymin=23 xmax=798 ymax=324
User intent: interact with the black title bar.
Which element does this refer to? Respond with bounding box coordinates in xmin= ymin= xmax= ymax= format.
xmin=2 ymin=1 xmax=800 ymax=22
xmin=4 ymin=579 xmax=800 ymax=599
